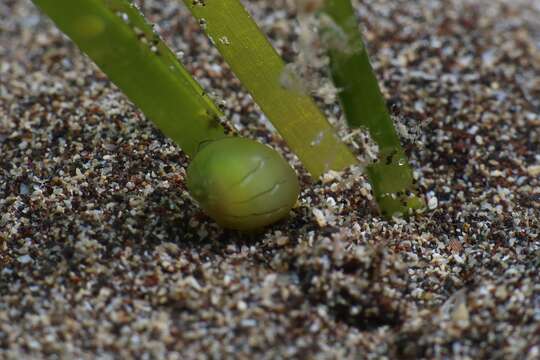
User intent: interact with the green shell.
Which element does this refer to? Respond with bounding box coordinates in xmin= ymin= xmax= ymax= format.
xmin=186 ymin=137 xmax=300 ymax=231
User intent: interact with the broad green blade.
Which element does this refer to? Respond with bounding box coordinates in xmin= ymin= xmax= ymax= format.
xmin=321 ymin=0 xmax=424 ymax=216
xmin=182 ymin=0 xmax=358 ymax=178
xmin=32 ymin=0 xmax=226 ymax=156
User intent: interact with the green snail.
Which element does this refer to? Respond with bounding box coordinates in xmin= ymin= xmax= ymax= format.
xmin=186 ymin=137 xmax=300 ymax=231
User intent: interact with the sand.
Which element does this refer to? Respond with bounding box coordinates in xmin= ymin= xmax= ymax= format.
xmin=1 ymin=0 xmax=539 ymax=358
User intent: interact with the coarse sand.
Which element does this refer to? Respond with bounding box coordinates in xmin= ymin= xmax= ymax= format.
xmin=1 ymin=0 xmax=539 ymax=358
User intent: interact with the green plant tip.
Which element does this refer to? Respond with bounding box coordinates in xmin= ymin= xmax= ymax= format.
xmin=186 ymin=137 xmax=300 ymax=231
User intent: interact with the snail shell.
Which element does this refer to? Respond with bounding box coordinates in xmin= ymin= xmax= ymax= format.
xmin=186 ymin=137 xmax=300 ymax=231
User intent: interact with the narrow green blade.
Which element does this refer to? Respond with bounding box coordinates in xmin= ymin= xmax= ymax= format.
xmin=322 ymin=0 xmax=399 ymax=147
xmin=32 ymin=0 xmax=226 ymax=156
xmin=321 ymin=0 xmax=424 ymax=216
xmin=182 ymin=0 xmax=358 ymax=178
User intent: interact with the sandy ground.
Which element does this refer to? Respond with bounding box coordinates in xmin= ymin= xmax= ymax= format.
xmin=1 ymin=0 xmax=539 ymax=358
